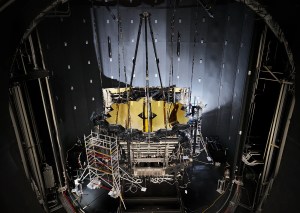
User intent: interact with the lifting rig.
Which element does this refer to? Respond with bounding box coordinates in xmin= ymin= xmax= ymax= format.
xmin=78 ymin=12 xmax=212 ymax=209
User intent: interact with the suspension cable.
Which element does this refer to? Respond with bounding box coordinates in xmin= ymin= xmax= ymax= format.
xmin=169 ymin=1 xmax=176 ymax=100
xmin=148 ymin=15 xmax=165 ymax=100
xmin=189 ymin=5 xmax=199 ymax=109
xmin=148 ymin=14 xmax=169 ymax=133
xmin=165 ymin=1 xmax=177 ymax=133
xmin=116 ymin=2 xmax=121 ymax=124
xmin=129 ymin=15 xmax=143 ymax=89
xmin=127 ymin=13 xmax=143 ymax=130
xmin=117 ymin=5 xmax=121 ymax=93
xmin=119 ymin=10 xmax=128 ymax=90
xmin=144 ymin=12 xmax=151 ymax=138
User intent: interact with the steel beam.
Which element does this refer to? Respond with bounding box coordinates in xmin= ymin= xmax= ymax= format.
xmin=274 ymin=96 xmax=295 ymax=177
xmin=9 ymin=99 xmax=30 ymax=180
xmin=259 ymin=83 xmax=287 ymax=205
xmin=11 ymin=86 xmax=47 ymax=207
xmin=36 ymin=28 xmax=69 ymax=189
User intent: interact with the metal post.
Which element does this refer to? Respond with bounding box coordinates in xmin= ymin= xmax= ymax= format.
xmin=129 ymin=15 xmax=143 ymax=88
xmin=45 ymin=79 xmax=69 ymax=189
xmin=12 ymin=86 xmax=46 ymax=203
xmin=17 ymin=86 xmax=46 ymax=197
xmin=27 ymin=33 xmax=46 ymax=162
xmin=9 ymin=98 xmax=30 ymax=180
xmin=148 ymin=15 xmax=164 ymax=95
xmin=127 ymin=139 xmax=131 ymax=170
xmin=233 ymin=25 xmax=268 ymax=177
xmin=259 ymin=83 xmax=287 ymax=201
xmin=28 ymin=34 xmax=39 ymax=70
xmin=143 ymin=12 xmax=151 ymax=136
xmin=38 ymin=78 xmax=63 ymax=188
xmin=262 ymin=84 xmax=287 ymax=176
xmin=23 ymin=84 xmax=45 ymax=162
xmin=36 ymin=29 xmax=69 ymax=189
xmin=193 ymin=122 xmax=197 ymax=155
xmin=256 ymin=178 xmax=274 ymax=212
xmin=274 ymin=96 xmax=295 ymax=177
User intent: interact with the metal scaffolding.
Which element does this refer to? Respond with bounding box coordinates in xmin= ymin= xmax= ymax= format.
xmin=84 ymin=132 xmax=125 ymax=207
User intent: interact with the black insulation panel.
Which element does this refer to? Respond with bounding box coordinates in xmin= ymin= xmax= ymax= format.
xmin=39 ymin=2 xmax=254 ymax=164
xmin=39 ymin=5 xmax=103 ymax=148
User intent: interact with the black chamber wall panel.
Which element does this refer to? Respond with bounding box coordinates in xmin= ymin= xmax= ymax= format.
xmin=227 ymin=8 xmax=255 ymax=161
xmin=38 ymin=2 xmax=253 ymax=161
xmin=94 ymin=3 xmax=254 ymax=162
xmin=39 ymin=3 xmax=103 ymax=148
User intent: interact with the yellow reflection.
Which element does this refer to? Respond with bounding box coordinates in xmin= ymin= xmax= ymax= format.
xmin=106 ymin=98 xmax=188 ymax=132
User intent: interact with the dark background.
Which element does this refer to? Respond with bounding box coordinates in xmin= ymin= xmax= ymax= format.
xmin=37 ymin=2 xmax=254 ymax=165
xmin=1 ymin=0 xmax=299 ymax=212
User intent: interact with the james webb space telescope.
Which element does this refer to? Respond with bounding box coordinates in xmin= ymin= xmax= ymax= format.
xmin=84 ymin=87 xmax=209 ymax=203
xmin=79 ymin=12 xmax=211 ymax=207
xmin=102 ymin=86 xmax=205 ymax=177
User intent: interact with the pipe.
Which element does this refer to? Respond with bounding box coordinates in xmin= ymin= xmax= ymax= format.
xmin=274 ymin=96 xmax=295 ymax=177
xmin=23 ymin=83 xmax=45 ymax=162
xmin=38 ymin=79 xmax=63 ymax=188
xmin=12 ymin=86 xmax=47 ymax=205
xmin=35 ymin=29 xmax=63 ymax=188
xmin=256 ymin=178 xmax=274 ymax=212
xmin=36 ymin=28 xmax=69 ymax=189
xmin=148 ymin=15 xmax=164 ymax=95
xmin=261 ymin=84 xmax=287 ymax=183
xmin=0 ymin=0 xmax=15 ymax=12
xmin=127 ymin=139 xmax=132 ymax=170
xmin=252 ymin=173 xmax=261 ymax=210
xmin=9 ymin=97 xmax=30 ymax=180
xmin=45 ymin=78 xmax=69 ymax=189
xmin=28 ymin=35 xmax=39 ymax=70
xmin=257 ymin=83 xmax=287 ymax=211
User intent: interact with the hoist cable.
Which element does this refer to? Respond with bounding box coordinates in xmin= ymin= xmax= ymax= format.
xmin=127 ymin=14 xmax=143 ymax=129
xmin=129 ymin=16 xmax=143 ymax=89
xmin=189 ymin=4 xmax=200 ymax=109
xmin=143 ymin=12 xmax=151 ymax=137
xmin=148 ymin=15 xmax=165 ymax=100
xmin=116 ymin=2 xmax=121 ymax=123
xmin=169 ymin=0 xmax=176 ymax=102
xmin=119 ymin=12 xmax=128 ymax=90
